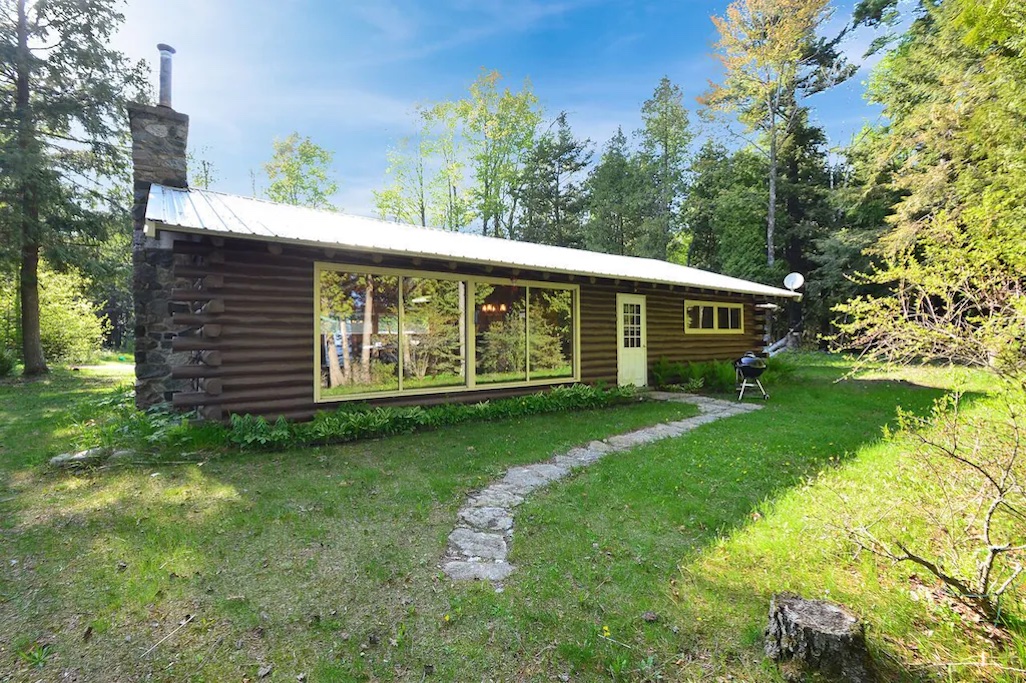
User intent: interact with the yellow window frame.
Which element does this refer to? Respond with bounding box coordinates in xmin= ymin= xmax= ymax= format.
xmin=313 ymin=261 xmax=581 ymax=403
xmin=683 ymin=299 xmax=744 ymax=335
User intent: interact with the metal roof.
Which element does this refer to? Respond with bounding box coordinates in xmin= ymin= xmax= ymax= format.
xmin=145 ymin=184 xmax=801 ymax=300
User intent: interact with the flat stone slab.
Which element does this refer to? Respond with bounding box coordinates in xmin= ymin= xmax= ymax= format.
xmin=459 ymin=506 xmax=514 ymax=532
xmin=468 ymin=487 xmax=525 ymax=508
xmin=443 ymin=393 xmax=761 ymax=583
xmin=443 ymin=561 xmax=515 ymax=582
xmin=448 ymin=528 xmax=507 ymax=561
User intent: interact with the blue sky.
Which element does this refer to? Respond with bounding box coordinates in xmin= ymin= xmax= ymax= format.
xmin=112 ymin=0 xmax=888 ymax=217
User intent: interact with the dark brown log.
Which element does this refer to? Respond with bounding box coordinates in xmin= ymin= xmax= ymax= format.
xmin=765 ymin=593 xmax=874 ymax=683
xmin=199 ymin=378 xmax=223 ymax=395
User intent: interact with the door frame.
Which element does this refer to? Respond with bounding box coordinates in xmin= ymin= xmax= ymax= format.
xmin=615 ymin=293 xmax=648 ymax=387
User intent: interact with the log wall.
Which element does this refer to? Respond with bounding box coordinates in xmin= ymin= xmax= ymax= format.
xmin=167 ymin=235 xmax=768 ymax=420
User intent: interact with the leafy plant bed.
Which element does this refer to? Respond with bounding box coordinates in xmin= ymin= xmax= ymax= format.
xmin=228 ymin=383 xmax=640 ymax=450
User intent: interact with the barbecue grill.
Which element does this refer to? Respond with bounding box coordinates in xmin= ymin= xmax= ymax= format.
xmin=734 ymin=352 xmax=768 ymax=401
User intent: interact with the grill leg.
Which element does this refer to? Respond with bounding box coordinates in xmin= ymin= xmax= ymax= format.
xmin=737 ymin=381 xmax=746 ymax=402
xmin=756 ymin=378 xmax=768 ymax=400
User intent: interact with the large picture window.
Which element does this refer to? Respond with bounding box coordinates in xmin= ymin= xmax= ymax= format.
xmin=683 ymin=300 xmax=744 ymax=334
xmin=316 ymin=264 xmax=578 ymax=401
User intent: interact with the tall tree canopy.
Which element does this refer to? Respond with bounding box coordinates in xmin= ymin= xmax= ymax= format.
xmin=423 ymin=70 xmax=542 ymax=238
xmin=585 ymin=128 xmax=645 ymax=256
xmin=513 ymin=112 xmax=592 ymax=248
xmin=836 ymin=0 xmax=1026 ymax=373
xmin=701 ymin=0 xmax=853 ymax=268
xmin=636 ymin=77 xmax=693 ymax=260
xmin=264 ymin=132 xmax=339 ymax=209
xmin=373 ymin=108 xmax=471 ymax=230
xmin=0 ymin=0 xmax=146 ymax=374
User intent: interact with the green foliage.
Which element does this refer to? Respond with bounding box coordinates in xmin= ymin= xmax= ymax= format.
xmin=585 ymin=128 xmax=646 ymax=256
xmin=635 ymin=77 xmax=693 ymax=259
xmin=0 ymin=346 xmax=15 ymax=377
xmin=513 ymin=112 xmax=592 ymax=248
xmin=225 ymin=384 xmax=637 ymax=451
xmin=649 ymin=357 xmax=737 ymax=392
xmin=0 ymin=0 xmax=148 ymax=373
xmin=264 ymin=132 xmax=338 ymax=209
xmin=69 ymin=382 xmax=640 ymax=455
xmin=835 ymin=0 xmax=1026 ymax=375
xmin=0 ymin=262 xmax=109 ymax=364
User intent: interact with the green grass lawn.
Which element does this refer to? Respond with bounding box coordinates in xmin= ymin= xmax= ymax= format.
xmin=1 ymin=356 xmax=1022 ymax=681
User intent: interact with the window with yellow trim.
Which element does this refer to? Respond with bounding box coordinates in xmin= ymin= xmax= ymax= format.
xmin=683 ymin=300 xmax=744 ymax=334
xmin=316 ymin=263 xmax=578 ymax=401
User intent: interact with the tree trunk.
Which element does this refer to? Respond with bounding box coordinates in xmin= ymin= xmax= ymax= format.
xmin=765 ymin=593 xmax=874 ymax=682
xmin=16 ymin=0 xmax=47 ymax=376
xmin=767 ymin=110 xmax=777 ymax=268
xmin=20 ymin=243 xmax=47 ymax=375
xmin=326 ymin=334 xmax=344 ymax=387
xmin=339 ymin=323 xmax=352 ymax=384
xmin=360 ymin=276 xmax=374 ymax=383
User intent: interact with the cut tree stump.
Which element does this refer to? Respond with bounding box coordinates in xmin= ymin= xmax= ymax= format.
xmin=765 ymin=592 xmax=875 ymax=682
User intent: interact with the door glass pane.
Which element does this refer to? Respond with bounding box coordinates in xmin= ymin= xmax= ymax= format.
xmin=320 ymin=271 xmax=400 ymax=396
xmin=623 ymin=302 xmax=642 ymax=348
xmin=402 ymin=278 xmax=466 ymax=390
xmin=475 ymin=284 xmax=527 ymax=384
xmin=529 ymin=288 xmax=574 ymax=379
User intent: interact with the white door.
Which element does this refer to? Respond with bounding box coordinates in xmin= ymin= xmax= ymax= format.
xmin=616 ymin=294 xmax=647 ymax=387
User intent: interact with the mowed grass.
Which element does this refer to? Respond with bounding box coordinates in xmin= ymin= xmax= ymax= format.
xmin=2 ymin=357 xmax=1022 ymax=681
xmin=0 ymin=367 xmax=697 ymax=681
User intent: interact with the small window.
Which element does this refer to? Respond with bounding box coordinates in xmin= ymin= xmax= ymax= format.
xmin=684 ymin=300 xmax=744 ymax=334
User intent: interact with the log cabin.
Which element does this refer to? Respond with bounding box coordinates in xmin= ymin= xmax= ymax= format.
xmin=127 ymin=52 xmax=800 ymax=421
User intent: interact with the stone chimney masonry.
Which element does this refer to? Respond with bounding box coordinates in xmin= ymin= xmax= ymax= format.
xmin=128 ymin=44 xmax=189 ymax=409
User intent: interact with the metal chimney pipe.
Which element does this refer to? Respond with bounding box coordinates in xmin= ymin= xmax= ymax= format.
xmin=157 ymin=43 xmax=176 ymax=108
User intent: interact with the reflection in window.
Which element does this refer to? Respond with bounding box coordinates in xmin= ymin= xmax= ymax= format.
xmin=684 ymin=300 xmax=743 ymax=333
xmin=402 ymin=278 xmax=466 ymax=389
xmin=320 ymin=271 xmax=400 ymax=396
xmin=529 ymin=288 xmax=574 ymax=379
xmin=475 ymin=284 xmax=527 ymax=384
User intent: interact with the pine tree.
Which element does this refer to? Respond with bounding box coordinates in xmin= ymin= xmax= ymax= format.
xmin=514 ymin=112 xmax=592 ymax=248
xmin=0 ymin=0 xmax=147 ymax=374
xmin=636 ymin=77 xmax=692 ymax=259
xmin=585 ymin=128 xmax=645 ymax=256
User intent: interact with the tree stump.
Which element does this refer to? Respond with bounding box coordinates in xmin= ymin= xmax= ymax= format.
xmin=765 ymin=592 xmax=874 ymax=682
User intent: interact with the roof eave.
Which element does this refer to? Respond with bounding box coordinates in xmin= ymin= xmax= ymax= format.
xmin=147 ymin=219 xmax=802 ymax=300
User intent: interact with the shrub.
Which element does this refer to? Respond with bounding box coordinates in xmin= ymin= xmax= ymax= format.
xmin=651 ymin=359 xmax=736 ymax=393
xmin=228 ymin=383 xmax=638 ymax=450
xmin=847 ymin=389 xmax=1026 ymax=622
xmin=0 ymin=347 xmax=16 ymax=377
xmin=0 ymin=262 xmax=109 ymax=364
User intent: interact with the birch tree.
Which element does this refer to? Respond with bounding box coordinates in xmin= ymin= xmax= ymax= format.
xmin=700 ymin=0 xmax=852 ymax=267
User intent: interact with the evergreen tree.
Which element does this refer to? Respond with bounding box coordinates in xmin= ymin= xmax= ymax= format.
xmin=514 ymin=112 xmax=592 ymax=248
xmin=636 ymin=77 xmax=693 ymax=259
xmin=585 ymin=128 xmax=645 ymax=256
xmin=0 ymin=0 xmax=147 ymax=374
xmin=836 ymin=0 xmax=1026 ymax=373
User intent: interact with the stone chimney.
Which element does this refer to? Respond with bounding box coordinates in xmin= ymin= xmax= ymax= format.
xmin=128 ymin=44 xmax=189 ymax=409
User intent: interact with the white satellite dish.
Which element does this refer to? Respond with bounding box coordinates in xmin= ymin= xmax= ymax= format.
xmin=783 ymin=272 xmax=805 ymax=292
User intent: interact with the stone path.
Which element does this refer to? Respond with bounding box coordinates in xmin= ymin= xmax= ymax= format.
xmin=442 ymin=392 xmax=763 ymax=584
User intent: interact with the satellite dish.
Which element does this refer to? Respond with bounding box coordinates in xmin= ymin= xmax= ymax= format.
xmin=783 ymin=272 xmax=805 ymax=292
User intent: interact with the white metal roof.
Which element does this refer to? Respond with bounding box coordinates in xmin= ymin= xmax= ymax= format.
xmin=145 ymin=184 xmax=800 ymax=300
